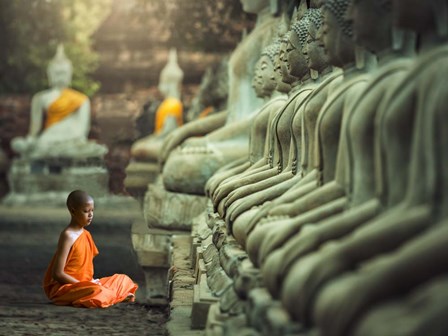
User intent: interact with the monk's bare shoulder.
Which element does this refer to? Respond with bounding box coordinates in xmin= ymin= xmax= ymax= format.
xmin=58 ymin=228 xmax=82 ymax=248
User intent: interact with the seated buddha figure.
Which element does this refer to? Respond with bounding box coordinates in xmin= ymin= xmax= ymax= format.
xmin=310 ymin=0 xmax=448 ymax=334
xmin=275 ymin=0 xmax=448 ymax=328
xmin=210 ymin=9 xmax=323 ymax=221
xmin=205 ymin=32 xmax=291 ymax=203
xmin=227 ymin=7 xmax=351 ymax=247
xmin=243 ymin=0 xmax=376 ymax=261
xmin=130 ymin=48 xmax=184 ymax=162
xmin=11 ymin=45 xmax=107 ymax=160
xmin=259 ymin=0 xmax=416 ymax=297
xmin=160 ymin=0 xmax=280 ymax=195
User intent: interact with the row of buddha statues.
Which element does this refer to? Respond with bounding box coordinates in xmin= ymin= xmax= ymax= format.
xmin=130 ymin=0 xmax=448 ymax=334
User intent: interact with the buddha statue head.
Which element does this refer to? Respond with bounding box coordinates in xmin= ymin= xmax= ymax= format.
xmin=257 ymin=39 xmax=282 ymax=97
xmin=302 ymin=8 xmax=329 ymax=72
xmin=272 ymin=13 xmax=296 ymax=89
xmin=47 ymin=44 xmax=73 ymax=89
xmin=322 ymin=0 xmax=356 ymax=67
xmin=287 ymin=15 xmax=311 ymax=79
xmin=349 ymin=0 xmax=393 ymax=53
xmin=158 ymin=48 xmax=184 ymax=99
xmin=393 ymin=0 xmax=448 ymax=38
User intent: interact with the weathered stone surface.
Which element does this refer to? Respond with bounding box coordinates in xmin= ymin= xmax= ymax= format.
xmin=144 ymin=181 xmax=208 ymax=231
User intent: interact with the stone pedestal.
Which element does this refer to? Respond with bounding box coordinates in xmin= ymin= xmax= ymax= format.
xmin=143 ymin=180 xmax=208 ymax=231
xmin=4 ymin=157 xmax=108 ymax=205
xmin=124 ymin=160 xmax=160 ymax=205
xmin=131 ymin=218 xmax=173 ymax=305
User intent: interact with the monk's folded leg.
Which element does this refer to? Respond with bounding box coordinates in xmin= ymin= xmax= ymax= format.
xmin=99 ymin=274 xmax=138 ymax=303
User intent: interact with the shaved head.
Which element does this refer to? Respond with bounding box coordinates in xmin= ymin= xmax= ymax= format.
xmin=66 ymin=190 xmax=93 ymax=211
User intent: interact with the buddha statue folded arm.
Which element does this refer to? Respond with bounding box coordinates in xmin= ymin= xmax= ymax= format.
xmin=158 ymin=110 xmax=227 ymax=166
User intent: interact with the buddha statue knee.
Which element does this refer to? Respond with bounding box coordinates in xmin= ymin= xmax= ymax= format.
xmin=351 ymin=275 xmax=448 ymax=336
xmin=11 ymin=44 xmax=107 ymax=160
xmin=313 ymin=219 xmax=448 ymax=336
xmin=161 ymin=0 xmax=280 ymax=195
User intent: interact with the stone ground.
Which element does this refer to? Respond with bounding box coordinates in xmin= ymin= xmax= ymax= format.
xmin=0 ymin=203 xmax=170 ymax=336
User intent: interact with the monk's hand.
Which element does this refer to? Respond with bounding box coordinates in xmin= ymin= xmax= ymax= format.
xmin=91 ymin=278 xmax=101 ymax=285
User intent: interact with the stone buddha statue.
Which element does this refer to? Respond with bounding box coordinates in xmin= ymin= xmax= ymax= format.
xmin=275 ymin=0 xmax=448 ymax=328
xmin=209 ymin=10 xmax=315 ymax=218
xmin=227 ymin=7 xmax=349 ymax=247
xmin=243 ymin=0 xmax=376 ymax=263
xmin=310 ymin=0 xmax=448 ymax=333
xmin=159 ymin=0 xmax=280 ymax=195
xmin=11 ymin=44 xmax=107 ymax=160
xmin=205 ymin=33 xmax=291 ymax=202
xmin=6 ymin=45 xmax=109 ymax=205
xmin=258 ymin=0 xmax=416 ymax=297
xmin=130 ymin=48 xmax=184 ymax=162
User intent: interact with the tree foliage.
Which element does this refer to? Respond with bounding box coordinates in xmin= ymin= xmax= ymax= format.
xmin=0 ymin=0 xmax=112 ymax=96
xmin=135 ymin=0 xmax=255 ymax=52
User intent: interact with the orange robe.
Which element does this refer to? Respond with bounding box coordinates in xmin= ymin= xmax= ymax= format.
xmin=45 ymin=88 xmax=88 ymax=129
xmin=154 ymin=97 xmax=183 ymax=134
xmin=43 ymin=229 xmax=138 ymax=308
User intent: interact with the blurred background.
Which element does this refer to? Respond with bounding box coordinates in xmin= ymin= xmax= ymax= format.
xmin=0 ymin=0 xmax=256 ymax=197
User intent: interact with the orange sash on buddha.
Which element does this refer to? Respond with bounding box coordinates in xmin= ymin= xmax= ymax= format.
xmin=44 ymin=88 xmax=87 ymax=129
xmin=154 ymin=97 xmax=183 ymax=133
xmin=43 ymin=229 xmax=138 ymax=308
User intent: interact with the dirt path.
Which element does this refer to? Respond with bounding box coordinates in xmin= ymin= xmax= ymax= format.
xmin=0 ymin=205 xmax=169 ymax=336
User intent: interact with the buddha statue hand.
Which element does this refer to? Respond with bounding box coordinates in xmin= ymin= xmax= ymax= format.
xmin=11 ymin=135 xmax=37 ymax=158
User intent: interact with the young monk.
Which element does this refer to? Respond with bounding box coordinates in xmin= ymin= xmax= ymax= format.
xmin=43 ymin=190 xmax=138 ymax=308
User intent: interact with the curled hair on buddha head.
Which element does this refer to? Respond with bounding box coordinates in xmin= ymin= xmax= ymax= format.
xmin=291 ymin=16 xmax=311 ymax=48
xmin=323 ymin=0 xmax=353 ymax=37
xmin=261 ymin=39 xmax=282 ymax=64
xmin=307 ymin=7 xmax=324 ymax=32
xmin=66 ymin=190 xmax=93 ymax=211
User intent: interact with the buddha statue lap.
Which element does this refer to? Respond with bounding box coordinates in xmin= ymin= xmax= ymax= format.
xmin=279 ymin=0 xmax=448 ymax=327
xmin=160 ymin=0 xmax=280 ymax=195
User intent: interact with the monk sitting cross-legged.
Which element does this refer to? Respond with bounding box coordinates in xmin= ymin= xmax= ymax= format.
xmin=43 ymin=190 xmax=138 ymax=308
